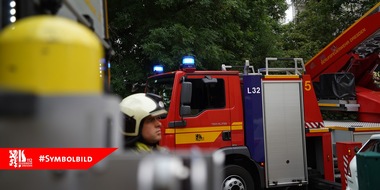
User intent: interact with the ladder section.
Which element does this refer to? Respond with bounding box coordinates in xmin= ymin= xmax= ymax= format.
xmin=305 ymin=2 xmax=380 ymax=81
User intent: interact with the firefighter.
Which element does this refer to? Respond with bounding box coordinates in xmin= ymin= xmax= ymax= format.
xmin=120 ymin=93 xmax=167 ymax=152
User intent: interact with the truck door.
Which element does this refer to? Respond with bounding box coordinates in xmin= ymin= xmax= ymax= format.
xmin=174 ymin=75 xmax=232 ymax=149
xmin=262 ymin=78 xmax=308 ymax=187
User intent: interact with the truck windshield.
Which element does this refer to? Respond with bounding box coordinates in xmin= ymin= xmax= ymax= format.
xmin=360 ymin=139 xmax=380 ymax=153
xmin=146 ymin=74 xmax=174 ymax=112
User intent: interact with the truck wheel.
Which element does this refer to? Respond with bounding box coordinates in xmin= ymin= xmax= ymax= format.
xmin=222 ymin=165 xmax=254 ymax=190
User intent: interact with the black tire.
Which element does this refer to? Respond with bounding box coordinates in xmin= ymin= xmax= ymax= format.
xmin=222 ymin=164 xmax=255 ymax=190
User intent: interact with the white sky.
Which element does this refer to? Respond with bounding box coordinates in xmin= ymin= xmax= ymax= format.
xmin=285 ymin=0 xmax=294 ymax=23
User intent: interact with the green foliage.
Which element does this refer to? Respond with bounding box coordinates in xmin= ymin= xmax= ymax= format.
xmin=108 ymin=0 xmax=287 ymax=97
xmin=107 ymin=0 xmax=379 ymax=98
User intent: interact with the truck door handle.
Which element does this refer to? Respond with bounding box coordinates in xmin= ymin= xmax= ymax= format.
xmin=168 ymin=120 xmax=187 ymax=128
xmin=222 ymin=131 xmax=231 ymax=141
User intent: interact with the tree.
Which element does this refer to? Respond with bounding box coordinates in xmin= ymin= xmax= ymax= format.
xmin=280 ymin=0 xmax=379 ymax=62
xmin=107 ymin=0 xmax=287 ymax=97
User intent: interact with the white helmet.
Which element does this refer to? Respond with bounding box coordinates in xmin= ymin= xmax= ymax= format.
xmin=119 ymin=93 xmax=167 ymax=137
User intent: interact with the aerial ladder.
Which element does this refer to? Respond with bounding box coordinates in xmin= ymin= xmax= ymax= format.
xmin=305 ymin=2 xmax=380 ymax=123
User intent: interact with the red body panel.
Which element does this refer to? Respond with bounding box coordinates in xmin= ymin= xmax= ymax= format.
xmin=159 ymin=72 xmax=184 ymax=149
xmin=306 ymin=131 xmax=334 ymax=182
xmin=336 ymin=142 xmax=362 ymax=190
xmin=356 ymin=86 xmax=380 ymax=122
xmin=303 ymin=75 xmax=324 ymax=128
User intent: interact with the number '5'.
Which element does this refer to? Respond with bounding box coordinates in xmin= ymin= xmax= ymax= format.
xmin=304 ymin=81 xmax=312 ymax=91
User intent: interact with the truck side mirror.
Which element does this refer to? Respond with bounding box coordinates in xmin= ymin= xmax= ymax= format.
xmin=354 ymin=146 xmax=360 ymax=153
xmin=180 ymin=81 xmax=192 ymax=117
xmin=181 ymin=82 xmax=192 ymax=105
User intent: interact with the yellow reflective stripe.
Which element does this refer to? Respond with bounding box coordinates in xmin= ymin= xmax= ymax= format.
xmin=325 ymin=126 xmax=349 ymax=131
xmin=165 ymin=124 xmax=243 ymax=134
xmin=307 ymin=128 xmax=330 ymax=133
xmin=175 ymin=132 xmax=221 ymax=144
xmin=353 ymin=127 xmax=380 ymax=132
xmin=264 ymin=75 xmax=300 ymax=79
xmin=232 ymin=122 xmax=242 ymax=126
xmin=326 ymin=126 xmax=380 ymax=132
xmin=165 ymin=129 xmax=175 ymax=134
xmin=232 ymin=125 xmax=243 ymax=130
xmin=175 ymin=126 xmax=229 ymax=133
xmin=318 ymin=103 xmax=339 ymax=107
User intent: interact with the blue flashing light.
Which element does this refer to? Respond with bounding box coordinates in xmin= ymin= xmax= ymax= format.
xmin=181 ymin=56 xmax=196 ymax=72
xmin=182 ymin=56 xmax=195 ymax=68
xmin=153 ymin=65 xmax=164 ymax=74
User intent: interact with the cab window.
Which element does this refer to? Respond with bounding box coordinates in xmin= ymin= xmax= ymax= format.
xmin=146 ymin=74 xmax=174 ymax=112
xmin=360 ymin=139 xmax=380 ymax=153
xmin=187 ymin=78 xmax=225 ymax=115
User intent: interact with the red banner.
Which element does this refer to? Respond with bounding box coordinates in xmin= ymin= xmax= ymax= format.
xmin=0 ymin=148 xmax=117 ymax=170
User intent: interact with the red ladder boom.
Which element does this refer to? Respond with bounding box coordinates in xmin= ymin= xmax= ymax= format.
xmin=305 ymin=2 xmax=380 ymax=122
xmin=305 ymin=2 xmax=380 ymax=81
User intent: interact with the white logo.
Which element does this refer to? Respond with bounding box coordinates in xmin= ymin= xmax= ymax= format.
xmin=9 ymin=149 xmax=33 ymax=168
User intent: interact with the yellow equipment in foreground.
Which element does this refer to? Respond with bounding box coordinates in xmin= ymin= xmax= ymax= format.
xmin=0 ymin=16 xmax=103 ymax=95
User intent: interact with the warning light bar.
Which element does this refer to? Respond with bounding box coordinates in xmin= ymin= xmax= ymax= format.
xmin=153 ymin=65 xmax=164 ymax=74
xmin=181 ymin=56 xmax=196 ymax=72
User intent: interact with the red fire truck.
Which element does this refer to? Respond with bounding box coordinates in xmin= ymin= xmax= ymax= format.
xmin=146 ymin=56 xmax=334 ymax=190
xmin=145 ymin=3 xmax=380 ymax=189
